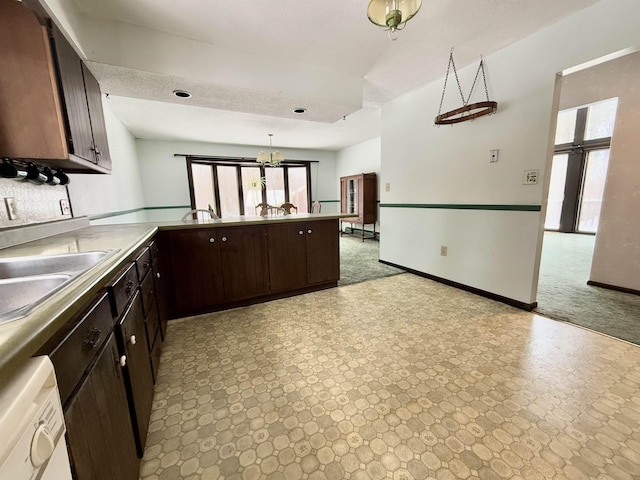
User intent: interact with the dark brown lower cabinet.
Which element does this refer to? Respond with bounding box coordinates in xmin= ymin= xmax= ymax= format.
xmin=164 ymin=228 xmax=224 ymax=317
xmin=117 ymin=291 xmax=155 ymax=457
xmin=218 ymin=226 xmax=269 ymax=301
xmin=160 ymin=220 xmax=340 ymax=319
xmin=268 ymin=219 xmax=340 ymax=291
xmin=65 ymin=333 xmax=139 ymax=480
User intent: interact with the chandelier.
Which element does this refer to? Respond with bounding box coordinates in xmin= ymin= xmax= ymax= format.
xmin=367 ymin=0 xmax=422 ymax=41
xmin=257 ymin=134 xmax=284 ymax=167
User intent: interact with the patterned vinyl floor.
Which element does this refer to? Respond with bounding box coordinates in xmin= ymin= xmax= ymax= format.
xmin=139 ymin=274 xmax=640 ymax=480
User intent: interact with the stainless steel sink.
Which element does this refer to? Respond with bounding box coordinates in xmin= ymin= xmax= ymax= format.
xmin=0 ymin=250 xmax=119 ymax=324
xmin=0 ymin=274 xmax=72 ymax=320
xmin=0 ymin=251 xmax=112 ymax=279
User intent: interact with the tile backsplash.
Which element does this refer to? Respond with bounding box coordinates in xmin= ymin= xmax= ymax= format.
xmin=0 ymin=178 xmax=72 ymax=228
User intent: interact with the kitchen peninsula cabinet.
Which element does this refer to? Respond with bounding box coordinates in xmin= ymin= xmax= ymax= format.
xmin=267 ymin=219 xmax=339 ymax=292
xmin=159 ymin=218 xmax=340 ymax=319
xmin=161 ymin=226 xmax=269 ymax=318
xmin=0 ymin=1 xmax=111 ymax=172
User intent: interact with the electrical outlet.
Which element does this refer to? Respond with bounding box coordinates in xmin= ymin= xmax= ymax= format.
xmin=440 ymin=245 xmax=448 ymax=256
xmin=60 ymin=199 xmax=71 ymax=215
xmin=4 ymin=197 xmax=18 ymax=220
xmin=385 ymin=182 xmax=390 ymax=192
xmin=490 ymin=149 xmax=499 ymax=163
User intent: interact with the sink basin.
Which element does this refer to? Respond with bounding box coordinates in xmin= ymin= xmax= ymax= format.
xmin=0 ymin=251 xmax=112 ymax=279
xmin=0 ymin=274 xmax=72 ymax=322
xmin=0 ymin=250 xmax=119 ymax=325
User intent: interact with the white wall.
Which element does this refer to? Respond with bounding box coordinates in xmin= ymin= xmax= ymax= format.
xmin=67 ymin=100 xmax=145 ymax=217
xmin=379 ymin=0 xmax=640 ymax=305
xmin=336 ymin=137 xmax=381 ymax=229
xmin=135 ymin=139 xmax=338 ymax=214
xmin=559 ymin=51 xmax=640 ymax=291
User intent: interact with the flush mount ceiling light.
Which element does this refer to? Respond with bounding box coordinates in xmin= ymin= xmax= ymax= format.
xmin=367 ymin=0 xmax=422 ymax=41
xmin=257 ymin=134 xmax=284 ymax=167
xmin=292 ymin=108 xmax=307 ymax=115
xmin=173 ymin=89 xmax=192 ymax=98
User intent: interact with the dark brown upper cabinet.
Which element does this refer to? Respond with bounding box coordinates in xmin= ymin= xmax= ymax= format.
xmin=0 ymin=0 xmax=111 ymax=173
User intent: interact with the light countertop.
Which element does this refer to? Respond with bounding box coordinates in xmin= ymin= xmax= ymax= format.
xmin=0 ymin=213 xmax=354 ymax=387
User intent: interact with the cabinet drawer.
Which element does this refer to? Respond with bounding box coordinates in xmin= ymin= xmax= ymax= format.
xmin=50 ymin=292 xmax=113 ymax=405
xmin=140 ymin=268 xmax=155 ymax=317
xmin=135 ymin=247 xmax=152 ymax=283
xmin=110 ymin=263 xmax=138 ymax=318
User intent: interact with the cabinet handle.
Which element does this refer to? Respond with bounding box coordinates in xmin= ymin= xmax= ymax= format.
xmin=298 ymin=230 xmax=304 ymax=235
xmin=156 ymin=272 xmax=161 ymax=278
xmin=125 ymin=279 xmax=135 ymax=294
xmin=82 ymin=328 xmax=101 ymax=350
xmin=119 ymin=355 xmax=127 ymax=367
xmin=221 ymin=236 xmax=228 ymax=242
xmin=308 ymin=229 xmax=313 ymax=234
xmin=209 ymin=237 xmax=215 ymax=243
xmin=129 ymin=335 xmax=137 ymax=345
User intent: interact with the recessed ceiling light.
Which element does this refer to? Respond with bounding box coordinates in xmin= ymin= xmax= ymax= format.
xmin=292 ymin=108 xmax=307 ymax=115
xmin=173 ymin=90 xmax=192 ymax=98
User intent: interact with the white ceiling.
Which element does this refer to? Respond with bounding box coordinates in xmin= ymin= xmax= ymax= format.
xmin=52 ymin=0 xmax=600 ymax=151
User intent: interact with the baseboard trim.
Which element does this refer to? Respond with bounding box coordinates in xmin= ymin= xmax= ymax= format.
xmin=587 ymin=280 xmax=640 ymax=296
xmin=379 ymin=260 xmax=537 ymax=311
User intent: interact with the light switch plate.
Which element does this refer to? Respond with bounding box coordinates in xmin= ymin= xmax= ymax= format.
xmin=523 ymin=169 xmax=539 ymax=185
xmin=385 ymin=183 xmax=390 ymax=192
xmin=490 ymin=149 xmax=499 ymax=163
xmin=4 ymin=197 xmax=18 ymax=220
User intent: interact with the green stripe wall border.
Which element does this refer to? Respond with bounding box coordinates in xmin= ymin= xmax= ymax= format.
xmin=319 ymin=200 xmax=340 ymax=203
xmin=88 ymin=205 xmax=190 ymax=220
xmin=379 ymin=203 xmax=541 ymax=212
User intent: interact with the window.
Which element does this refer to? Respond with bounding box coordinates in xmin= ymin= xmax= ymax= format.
xmin=544 ymin=98 xmax=617 ymax=233
xmin=187 ymin=157 xmax=312 ymax=218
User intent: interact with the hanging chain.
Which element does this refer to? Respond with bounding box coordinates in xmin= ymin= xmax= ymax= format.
xmin=437 ymin=50 xmax=467 ymax=116
xmin=438 ymin=50 xmax=492 ymax=115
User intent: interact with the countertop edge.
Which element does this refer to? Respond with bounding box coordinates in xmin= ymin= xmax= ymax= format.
xmin=0 ymin=226 xmax=158 ymax=388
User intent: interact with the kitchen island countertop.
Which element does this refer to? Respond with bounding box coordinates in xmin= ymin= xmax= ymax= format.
xmin=0 ymin=213 xmax=355 ymax=387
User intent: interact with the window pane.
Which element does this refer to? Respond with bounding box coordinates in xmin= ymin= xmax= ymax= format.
xmin=585 ymin=98 xmax=618 ymax=140
xmin=191 ymin=164 xmax=216 ymax=215
xmin=544 ymin=154 xmax=568 ymax=230
xmin=555 ymin=109 xmax=577 ymax=144
xmin=217 ymin=165 xmax=240 ymax=217
xmin=578 ymin=149 xmax=609 ymax=233
xmin=265 ymin=168 xmax=285 ymax=207
xmin=288 ymin=167 xmax=308 ymax=213
xmin=241 ymin=167 xmax=263 ymax=216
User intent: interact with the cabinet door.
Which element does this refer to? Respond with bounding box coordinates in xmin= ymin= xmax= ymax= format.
xmin=51 ymin=26 xmax=94 ymax=162
xmin=267 ymin=223 xmax=307 ymax=292
xmin=306 ymin=220 xmax=340 ymax=285
xmin=65 ymin=334 xmax=139 ymax=480
xmin=218 ymin=226 xmax=269 ymax=301
xmin=82 ymin=62 xmax=112 ymax=169
xmin=0 ymin=1 xmax=67 ymax=160
xmin=164 ymin=229 xmax=223 ymax=318
xmin=118 ymin=291 xmax=154 ymax=457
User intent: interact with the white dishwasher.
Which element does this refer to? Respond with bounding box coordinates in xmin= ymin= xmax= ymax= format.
xmin=0 ymin=356 xmax=72 ymax=479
